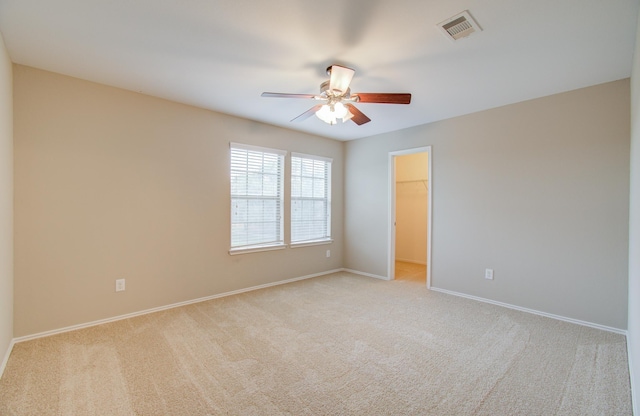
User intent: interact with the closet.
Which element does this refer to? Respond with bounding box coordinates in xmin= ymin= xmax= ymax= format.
xmin=394 ymin=152 xmax=428 ymax=283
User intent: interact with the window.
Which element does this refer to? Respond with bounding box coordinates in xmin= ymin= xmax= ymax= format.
xmin=291 ymin=153 xmax=332 ymax=245
xmin=230 ymin=143 xmax=285 ymax=253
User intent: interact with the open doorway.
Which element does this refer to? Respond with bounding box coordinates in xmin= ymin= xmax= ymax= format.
xmin=388 ymin=147 xmax=432 ymax=287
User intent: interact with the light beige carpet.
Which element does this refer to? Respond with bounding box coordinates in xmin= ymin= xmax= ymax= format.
xmin=0 ymin=272 xmax=632 ymax=415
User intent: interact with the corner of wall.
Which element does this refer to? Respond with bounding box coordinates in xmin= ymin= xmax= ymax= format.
xmin=628 ymin=7 xmax=640 ymax=414
xmin=0 ymin=31 xmax=14 ymax=379
xmin=0 ymin=339 xmax=14 ymax=379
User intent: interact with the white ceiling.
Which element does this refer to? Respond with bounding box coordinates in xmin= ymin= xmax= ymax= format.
xmin=0 ymin=0 xmax=638 ymax=141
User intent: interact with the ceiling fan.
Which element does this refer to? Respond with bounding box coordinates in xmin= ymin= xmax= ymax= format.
xmin=261 ymin=65 xmax=411 ymax=126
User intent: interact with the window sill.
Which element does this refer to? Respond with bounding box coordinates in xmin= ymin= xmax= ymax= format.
xmin=290 ymin=239 xmax=333 ymax=248
xmin=229 ymin=243 xmax=287 ymax=255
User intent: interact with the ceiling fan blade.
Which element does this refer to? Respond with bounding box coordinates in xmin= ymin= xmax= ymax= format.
xmin=329 ymin=65 xmax=355 ymax=95
xmin=345 ymin=104 xmax=371 ymax=126
xmin=291 ymin=104 xmax=324 ymax=122
xmin=261 ymin=92 xmax=318 ymax=99
xmin=353 ymin=93 xmax=412 ymax=104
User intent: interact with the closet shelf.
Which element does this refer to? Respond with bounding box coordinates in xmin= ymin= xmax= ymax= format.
xmin=396 ymin=179 xmax=428 ymax=190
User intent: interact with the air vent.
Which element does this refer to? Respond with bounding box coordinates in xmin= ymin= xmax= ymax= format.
xmin=437 ymin=10 xmax=482 ymax=41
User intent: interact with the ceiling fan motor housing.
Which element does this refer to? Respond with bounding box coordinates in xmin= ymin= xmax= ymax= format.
xmin=320 ymin=80 xmax=350 ymax=100
xmin=261 ymin=63 xmax=410 ymax=126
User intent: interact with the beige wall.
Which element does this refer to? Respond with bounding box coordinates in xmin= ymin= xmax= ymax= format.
xmin=13 ymin=65 xmax=344 ymax=337
xmin=628 ymin=8 xmax=640 ymax=414
xmin=396 ymin=152 xmax=428 ymax=182
xmin=395 ymin=152 xmax=428 ymax=264
xmin=345 ymin=80 xmax=630 ymax=329
xmin=0 ymin=33 xmax=13 ymax=370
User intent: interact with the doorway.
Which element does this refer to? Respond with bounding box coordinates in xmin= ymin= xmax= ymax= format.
xmin=388 ymin=147 xmax=432 ymax=287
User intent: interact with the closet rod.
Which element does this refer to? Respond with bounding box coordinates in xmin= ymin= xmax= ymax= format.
xmin=396 ymin=179 xmax=428 ymax=191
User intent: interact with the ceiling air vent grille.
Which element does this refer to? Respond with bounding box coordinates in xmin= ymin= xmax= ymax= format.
xmin=437 ymin=10 xmax=482 ymax=41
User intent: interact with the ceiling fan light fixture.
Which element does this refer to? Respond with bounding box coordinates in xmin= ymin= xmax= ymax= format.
xmin=333 ymin=102 xmax=348 ymax=119
xmin=316 ymin=102 xmax=350 ymax=125
xmin=343 ymin=109 xmax=354 ymax=122
xmin=262 ymin=63 xmax=411 ymax=126
xmin=315 ymin=104 xmax=336 ymax=124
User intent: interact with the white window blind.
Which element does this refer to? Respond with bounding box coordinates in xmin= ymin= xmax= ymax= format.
xmin=291 ymin=153 xmax=332 ymax=244
xmin=230 ymin=143 xmax=285 ymax=251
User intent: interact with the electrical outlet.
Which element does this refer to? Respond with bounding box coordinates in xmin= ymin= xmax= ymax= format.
xmin=485 ymin=269 xmax=494 ymax=280
xmin=326 ymin=249 xmax=331 ymax=258
xmin=115 ymin=278 xmax=126 ymax=292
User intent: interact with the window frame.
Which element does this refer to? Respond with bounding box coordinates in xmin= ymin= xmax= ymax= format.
xmin=229 ymin=142 xmax=287 ymax=255
xmin=290 ymin=152 xmax=333 ymax=247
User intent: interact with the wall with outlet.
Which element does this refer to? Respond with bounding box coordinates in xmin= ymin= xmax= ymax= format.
xmin=10 ymin=65 xmax=632 ymax=337
xmin=0 ymin=34 xmax=13 ymax=369
xmin=345 ymin=79 xmax=630 ymax=329
xmin=13 ymin=65 xmax=344 ymax=337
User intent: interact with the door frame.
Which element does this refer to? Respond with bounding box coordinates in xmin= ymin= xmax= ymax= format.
xmin=388 ymin=146 xmax=433 ymax=288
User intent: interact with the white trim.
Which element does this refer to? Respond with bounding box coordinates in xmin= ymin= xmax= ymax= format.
xmin=290 ymin=152 xmax=333 ymax=163
xmin=290 ymin=239 xmax=333 ymax=248
xmin=13 ymin=269 xmax=343 ymax=344
xmin=388 ymin=153 xmax=395 ymax=280
xmin=229 ymin=243 xmax=287 ymax=255
xmin=388 ymin=146 xmax=432 ymax=288
xmin=430 ymin=287 xmax=627 ymax=335
xmin=341 ymin=268 xmax=390 ymax=281
xmin=426 ymin=149 xmax=433 ymax=289
xmin=337 ymin=269 xmax=626 ymax=335
xmin=230 ymin=141 xmax=287 ymax=156
xmin=0 ymin=339 xmax=15 ymax=379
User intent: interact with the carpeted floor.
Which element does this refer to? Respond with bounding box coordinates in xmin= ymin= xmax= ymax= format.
xmin=0 ymin=272 xmax=632 ymax=415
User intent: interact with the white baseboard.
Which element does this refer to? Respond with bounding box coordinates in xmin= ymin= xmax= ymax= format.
xmin=8 ymin=265 xmax=633 ymax=413
xmin=395 ymin=258 xmax=427 ymax=266
xmin=13 ymin=268 xmax=343 ymax=344
xmin=337 ymin=271 xmax=637 ymax=412
xmin=341 ymin=268 xmax=390 ymax=281
xmin=341 ymin=270 xmax=626 ymax=335
xmin=0 ymin=338 xmax=15 ymax=380
xmin=430 ymin=287 xmax=627 ymax=335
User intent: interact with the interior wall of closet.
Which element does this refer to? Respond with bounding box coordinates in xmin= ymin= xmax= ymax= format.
xmin=395 ymin=152 xmax=428 ymax=266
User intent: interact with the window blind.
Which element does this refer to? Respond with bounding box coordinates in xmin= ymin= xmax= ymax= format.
xmin=291 ymin=153 xmax=332 ymax=244
xmin=230 ymin=143 xmax=285 ymax=250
